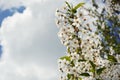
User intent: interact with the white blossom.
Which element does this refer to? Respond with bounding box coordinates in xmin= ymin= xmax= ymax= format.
xmin=56 ymin=1 xmax=120 ymax=80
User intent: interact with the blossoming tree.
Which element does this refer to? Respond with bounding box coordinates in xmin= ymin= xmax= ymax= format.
xmin=56 ymin=0 xmax=120 ymax=80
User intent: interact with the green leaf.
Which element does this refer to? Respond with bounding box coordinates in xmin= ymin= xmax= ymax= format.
xmin=67 ymin=74 xmax=71 ymax=79
xmin=73 ymin=3 xmax=85 ymax=10
xmin=67 ymin=74 xmax=73 ymax=79
xmin=65 ymin=1 xmax=71 ymax=9
xmin=96 ymin=67 xmax=106 ymax=75
xmin=89 ymin=68 xmax=95 ymax=73
xmin=78 ymin=77 xmax=82 ymax=80
xmin=89 ymin=60 xmax=96 ymax=71
xmin=60 ymin=56 xmax=71 ymax=61
xmin=70 ymin=61 xmax=75 ymax=67
xmin=96 ymin=79 xmax=101 ymax=80
xmin=89 ymin=60 xmax=96 ymax=75
xmin=76 ymin=48 xmax=81 ymax=54
xmin=72 ymin=34 xmax=76 ymax=39
xmin=71 ymin=9 xmax=77 ymax=13
xmin=107 ymin=55 xmax=118 ymax=62
xmin=78 ymin=59 xmax=86 ymax=62
xmin=80 ymin=73 xmax=90 ymax=77
xmin=67 ymin=47 xmax=70 ymax=53
xmin=113 ymin=45 xmax=120 ymax=55
xmin=71 ymin=3 xmax=85 ymax=13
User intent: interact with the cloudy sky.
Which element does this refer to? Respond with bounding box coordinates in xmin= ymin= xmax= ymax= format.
xmin=0 ymin=0 xmax=67 ymax=80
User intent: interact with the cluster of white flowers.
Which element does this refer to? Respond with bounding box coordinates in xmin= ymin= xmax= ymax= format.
xmin=56 ymin=1 xmax=120 ymax=80
xmin=105 ymin=0 xmax=120 ymax=14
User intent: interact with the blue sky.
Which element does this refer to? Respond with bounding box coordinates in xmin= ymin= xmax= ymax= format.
xmin=0 ymin=6 xmax=25 ymax=26
xmin=0 ymin=6 xmax=25 ymax=56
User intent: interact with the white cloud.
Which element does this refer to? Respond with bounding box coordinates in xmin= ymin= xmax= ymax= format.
xmin=0 ymin=0 xmax=65 ymax=80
